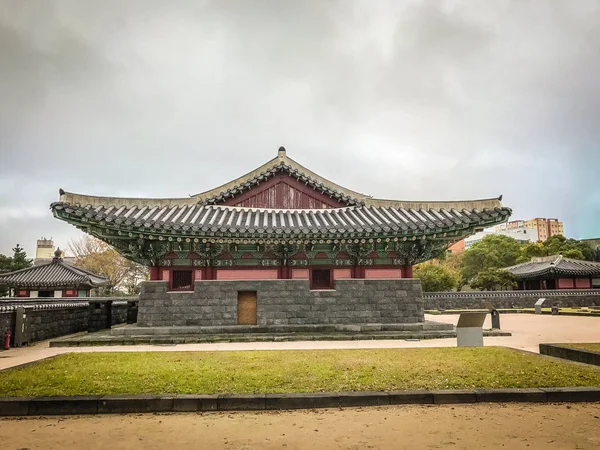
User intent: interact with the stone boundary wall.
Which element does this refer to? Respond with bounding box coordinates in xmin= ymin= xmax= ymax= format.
xmin=138 ymin=279 xmax=424 ymax=327
xmin=2 ymin=388 xmax=600 ymax=416
xmin=0 ymin=298 xmax=130 ymax=348
xmin=423 ymin=290 xmax=600 ymax=310
xmin=540 ymin=344 xmax=600 ymax=366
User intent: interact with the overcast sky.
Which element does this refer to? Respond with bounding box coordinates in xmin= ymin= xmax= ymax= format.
xmin=1 ymin=0 xmax=599 ymax=257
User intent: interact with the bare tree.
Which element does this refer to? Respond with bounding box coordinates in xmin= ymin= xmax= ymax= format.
xmin=69 ymin=236 xmax=148 ymax=295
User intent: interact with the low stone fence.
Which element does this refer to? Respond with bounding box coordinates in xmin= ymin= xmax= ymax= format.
xmin=540 ymin=344 xmax=600 ymax=366
xmin=423 ymin=290 xmax=600 ymax=310
xmin=0 ymin=298 xmax=135 ymax=348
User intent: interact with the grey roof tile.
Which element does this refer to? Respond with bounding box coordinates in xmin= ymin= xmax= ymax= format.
xmin=52 ymin=202 xmax=511 ymax=239
xmin=506 ymin=255 xmax=600 ymax=279
xmin=0 ymin=259 xmax=109 ymax=289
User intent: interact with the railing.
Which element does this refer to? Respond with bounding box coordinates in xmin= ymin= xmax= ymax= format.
xmin=423 ymin=289 xmax=600 ymax=299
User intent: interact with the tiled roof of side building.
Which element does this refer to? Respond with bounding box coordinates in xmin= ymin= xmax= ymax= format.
xmin=52 ymin=202 xmax=511 ymax=238
xmin=505 ymin=255 xmax=600 ymax=279
xmin=0 ymin=259 xmax=109 ymax=289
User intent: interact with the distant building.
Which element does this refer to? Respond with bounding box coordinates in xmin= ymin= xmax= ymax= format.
xmin=463 ymin=227 xmax=539 ymax=250
xmin=525 ymin=218 xmax=563 ymax=242
xmin=490 ymin=218 xmax=563 ymax=242
xmin=35 ymin=238 xmax=55 ymax=259
xmin=34 ymin=238 xmax=75 ymax=266
xmin=447 ymin=240 xmax=465 ymax=255
xmin=505 ymin=255 xmax=600 ymax=290
xmin=0 ymin=249 xmax=108 ymax=298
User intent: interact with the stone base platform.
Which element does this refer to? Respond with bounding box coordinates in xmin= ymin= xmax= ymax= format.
xmin=111 ymin=322 xmax=454 ymax=336
xmin=49 ymin=322 xmax=511 ymax=347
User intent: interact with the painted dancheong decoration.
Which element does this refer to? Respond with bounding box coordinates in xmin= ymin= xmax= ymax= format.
xmin=51 ymin=147 xmax=511 ymax=290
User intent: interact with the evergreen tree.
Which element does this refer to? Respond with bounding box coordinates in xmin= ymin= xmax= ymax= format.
xmin=0 ymin=254 xmax=12 ymax=273
xmin=11 ymin=244 xmax=32 ymax=271
xmin=0 ymin=253 xmax=13 ymax=296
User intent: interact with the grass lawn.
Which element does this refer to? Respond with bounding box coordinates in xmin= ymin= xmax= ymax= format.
xmin=2 ymin=348 xmax=600 ymax=397
xmin=563 ymin=343 xmax=600 ymax=353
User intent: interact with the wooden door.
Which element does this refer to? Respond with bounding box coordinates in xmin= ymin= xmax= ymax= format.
xmin=237 ymin=291 xmax=257 ymax=325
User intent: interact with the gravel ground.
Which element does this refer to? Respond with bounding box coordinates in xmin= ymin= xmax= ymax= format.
xmin=1 ymin=403 xmax=600 ymax=449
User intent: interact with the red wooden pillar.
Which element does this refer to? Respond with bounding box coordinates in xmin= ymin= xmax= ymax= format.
xmin=355 ymin=266 xmax=365 ymax=279
xmin=403 ymin=265 xmax=413 ymax=278
xmin=280 ymin=266 xmax=291 ymax=279
xmin=149 ymin=267 xmax=160 ymax=280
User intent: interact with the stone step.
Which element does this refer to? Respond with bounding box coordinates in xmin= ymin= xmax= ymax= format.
xmin=50 ymin=329 xmax=510 ymax=347
xmin=110 ymin=322 xmax=454 ymax=336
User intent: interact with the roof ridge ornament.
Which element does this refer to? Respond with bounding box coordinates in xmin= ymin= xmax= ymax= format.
xmin=278 ymin=146 xmax=286 ymax=157
xmin=52 ymin=248 xmax=63 ymax=263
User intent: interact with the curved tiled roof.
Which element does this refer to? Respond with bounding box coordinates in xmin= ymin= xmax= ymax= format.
xmin=52 ymin=202 xmax=511 ymax=239
xmin=0 ymin=259 xmax=109 ymax=289
xmin=505 ymin=255 xmax=600 ymax=279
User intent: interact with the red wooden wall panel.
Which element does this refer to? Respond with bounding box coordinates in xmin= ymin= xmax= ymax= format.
xmin=222 ymin=174 xmax=345 ymax=209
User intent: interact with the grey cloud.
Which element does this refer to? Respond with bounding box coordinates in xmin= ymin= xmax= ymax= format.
xmin=1 ymin=0 xmax=599 ymax=255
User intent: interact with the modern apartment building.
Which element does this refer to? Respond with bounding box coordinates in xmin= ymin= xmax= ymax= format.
xmin=525 ymin=218 xmax=564 ymax=242
xmin=493 ymin=218 xmax=563 ymax=242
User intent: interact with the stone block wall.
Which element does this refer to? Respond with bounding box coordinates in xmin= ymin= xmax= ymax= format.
xmin=138 ymin=279 xmax=424 ymax=327
xmin=423 ymin=290 xmax=600 ymax=310
xmin=0 ymin=311 xmax=16 ymax=346
xmin=113 ymin=302 xmax=128 ymax=325
xmin=28 ymin=305 xmax=89 ymax=342
xmin=0 ymin=298 xmax=131 ymax=348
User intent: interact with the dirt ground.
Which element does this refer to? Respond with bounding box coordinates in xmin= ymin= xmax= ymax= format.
xmin=1 ymin=403 xmax=599 ymax=450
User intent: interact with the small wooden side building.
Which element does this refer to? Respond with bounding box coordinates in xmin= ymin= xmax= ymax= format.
xmin=0 ymin=250 xmax=109 ymax=298
xmin=506 ymin=255 xmax=600 ymax=290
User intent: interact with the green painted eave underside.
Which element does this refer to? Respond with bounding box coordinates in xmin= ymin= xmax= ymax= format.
xmin=53 ymin=209 xmax=507 ymax=243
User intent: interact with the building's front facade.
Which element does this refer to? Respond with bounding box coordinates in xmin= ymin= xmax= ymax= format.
xmin=525 ymin=218 xmax=564 ymax=242
xmin=51 ymin=148 xmax=511 ymax=292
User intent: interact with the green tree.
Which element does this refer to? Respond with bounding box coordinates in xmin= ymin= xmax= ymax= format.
xmin=0 ymin=254 xmax=12 ymax=273
xmin=542 ymin=235 xmax=594 ymax=261
xmin=414 ymin=263 xmax=458 ymax=292
xmin=461 ymin=235 xmax=523 ymax=283
xmin=470 ymin=268 xmax=517 ymax=291
xmin=11 ymin=244 xmax=32 ymax=271
xmin=561 ymin=248 xmax=585 ymax=260
xmin=0 ymin=254 xmax=11 ymax=296
xmin=520 ymin=235 xmax=594 ymax=261
xmin=519 ymin=242 xmax=545 ymax=262
xmin=0 ymin=246 xmax=33 ymax=297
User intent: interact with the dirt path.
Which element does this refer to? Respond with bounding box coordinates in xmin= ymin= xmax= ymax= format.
xmin=1 ymin=403 xmax=599 ymax=449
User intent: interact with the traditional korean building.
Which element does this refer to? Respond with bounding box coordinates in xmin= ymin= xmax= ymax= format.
xmin=0 ymin=250 xmax=109 ymax=298
xmin=51 ymin=147 xmax=511 ymax=292
xmin=506 ymin=255 xmax=600 ymax=290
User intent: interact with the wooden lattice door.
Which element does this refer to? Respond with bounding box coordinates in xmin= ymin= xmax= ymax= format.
xmin=237 ymin=291 xmax=257 ymax=325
